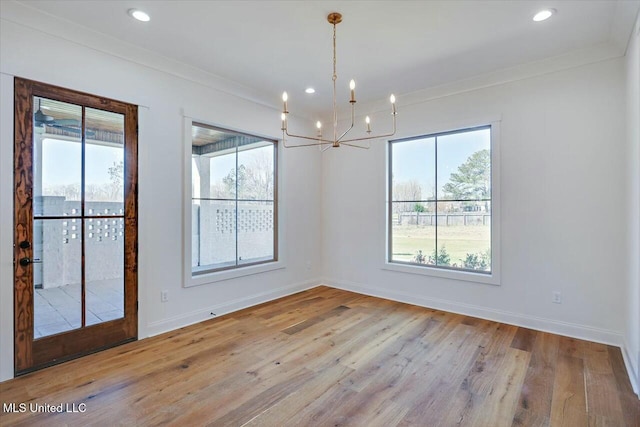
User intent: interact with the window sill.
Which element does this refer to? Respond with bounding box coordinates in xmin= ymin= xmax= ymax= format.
xmin=382 ymin=262 xmax=500 ymax=286
xmin=187 ymin=261 xmax=285 ymax=287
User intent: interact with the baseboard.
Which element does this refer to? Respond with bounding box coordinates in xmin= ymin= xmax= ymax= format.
xmin=323 ymin=278 xmax=623 ymax=347
xmin=146 ymin=278 xmax=322 ymax=337
xmin=622 ymin=339 xmax=640 ymax=397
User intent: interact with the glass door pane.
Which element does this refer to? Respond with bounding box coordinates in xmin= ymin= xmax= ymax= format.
xmin=85 ymin=219 xmax=124 ymax=325
xmin=32 ymin=97 xmax=83 ymax=339
xmin=85 ymin=108 xmax=125 ymax=211
xmin=33 ymin=219 xmax=82 ymax=338
xmin=33 ymin=97 xmax=82 ymax=216
xmin=84 ymin=107 xmax=125 ymax=324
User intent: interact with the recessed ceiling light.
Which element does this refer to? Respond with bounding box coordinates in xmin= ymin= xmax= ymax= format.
xmin=128 ymin=9 xmax=150 ymax=22
xmin=533 ymin=9 xmax=556 ymax=22
xmin=305 ymin=87 xmax=316 ymax=94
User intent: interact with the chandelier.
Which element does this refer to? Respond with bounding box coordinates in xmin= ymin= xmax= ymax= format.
xmin=281 ymin=12 xmax=397 ymax=149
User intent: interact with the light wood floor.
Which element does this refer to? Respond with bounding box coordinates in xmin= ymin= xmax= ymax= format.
xmin=1 ymin=286 xmax=638 ymax=426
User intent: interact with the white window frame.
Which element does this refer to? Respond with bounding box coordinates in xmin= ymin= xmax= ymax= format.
xmin=182 ymin=116 xmax=284 ymax=287
xmin=383 ymin=120 xmax=501 ymax=286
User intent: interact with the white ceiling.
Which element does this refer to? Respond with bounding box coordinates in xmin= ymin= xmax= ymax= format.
xmin=12 ymin=0 xmax=640 ymax=116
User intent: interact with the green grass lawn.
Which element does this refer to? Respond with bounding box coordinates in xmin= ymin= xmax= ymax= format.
xmin=391 ymin=224 xmax=490 ymax=268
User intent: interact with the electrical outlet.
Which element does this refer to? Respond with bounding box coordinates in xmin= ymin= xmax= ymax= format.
xmin=161 ymin=290 xmax=169 ymax=302
xmin=552 ymin=291 xmax=562 ymax=304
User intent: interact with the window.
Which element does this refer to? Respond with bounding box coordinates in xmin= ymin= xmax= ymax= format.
xmin=388 ymin=125 xmax=498 ymax=279
xmin=190 ymin=122 xmax=277 ymax=275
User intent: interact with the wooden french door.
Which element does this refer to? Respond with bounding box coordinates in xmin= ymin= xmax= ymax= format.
xmin=13 ymin=78 xmax=138 ymax=375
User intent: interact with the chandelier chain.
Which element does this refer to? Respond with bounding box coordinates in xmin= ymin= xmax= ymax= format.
xmin=332 ymin=23 xmax=337 ymax=82
xmin=332 ymin=23 xmax=338 ymax=142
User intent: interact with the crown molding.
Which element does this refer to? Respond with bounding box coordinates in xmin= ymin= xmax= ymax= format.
xmin=342 ymin=41 xmax=623 ymax=121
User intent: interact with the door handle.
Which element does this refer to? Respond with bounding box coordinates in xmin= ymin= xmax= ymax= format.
xmin=19 ymin=257 xmax=42 ymax=266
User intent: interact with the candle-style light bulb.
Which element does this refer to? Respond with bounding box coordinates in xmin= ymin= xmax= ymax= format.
xmin=316 ymin=121 xmax=322 ymax=129
xmin=349 ymin=79 xmax=356 ymax=102
xmin=282 ymin=91 xmax=288 ymax=113
xmin=390 ymin=94 xmax=396 ymax=114
xmin=365 ymin=116 xmax=371 ymax=133
xmin=316 ymin=121 xmax=322 ymax=138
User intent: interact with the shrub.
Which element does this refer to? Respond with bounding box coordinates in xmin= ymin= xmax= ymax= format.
xmin=429 ymin=245 xmax=451 ymax=266
xmin=461 ymin=251 xmax=490 ymax=270
xmin=414 ymin=250 xmax=426 ymax=264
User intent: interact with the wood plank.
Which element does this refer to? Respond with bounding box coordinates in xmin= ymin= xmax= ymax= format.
xmin=470 ymin=348 xmax=531 ymax=427
xmin=397 ymin=323 xmax=488 ymax=425
xmin=466 ymin=323 xmax=519 ymax=397
xmin=583 ymin=342 xmax=626 ymax=422
xmin=281 ymin=305 xmax=350 ymax=335
xmin=510 ymin=327 xmax=538 ymax=352
xmin=512 ymin=332 xmax=559 ymax=426
xmin=606 ymin=346 xmax=640 ymax=427
xmin=558 ymin=335 xmax=587 ymax=359
xmin=242 ymin=363 xmax=355 ymax=426
xmin=549 ymin=355 xmax=588 ymax=426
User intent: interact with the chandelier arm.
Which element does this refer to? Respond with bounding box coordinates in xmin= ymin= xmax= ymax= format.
xmin=340 ymin=115 xmax=397 ymax=144
xmin=335 ymin=103 xmax=356 ymax=144
xmin=339 ymin=141 xmax=370 ymax=149
xmin=285 ymin=129 xmax=335 ymax=145
xmin=336 ymin=122 xmax=354 ymax=144
xmin=283 ymin=140 xmax=334 ymax=148
xmin=340 ymin=130 xmax=395 ymax=144
xmin=283 ymin=134 xmax=333 ymax=148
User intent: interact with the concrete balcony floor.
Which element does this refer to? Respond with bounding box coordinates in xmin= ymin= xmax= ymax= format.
xmin=33 ymin=278 xmax=124 ymax=339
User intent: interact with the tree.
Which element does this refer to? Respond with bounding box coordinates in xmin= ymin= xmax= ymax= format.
xmin=244 ymin=150 xmax=274 ymax=200
xmin=393 ymin=180 xmax=427 ymax=214
xmin=442 ymin=149 xmax=490 ymax=200
xmin=221 ymin=151 xmax=274 ymax=200
xmin=108 ymin=160 xmax=124 ymax=200
xmin=222 ymin=164 xmax=247 ymax=197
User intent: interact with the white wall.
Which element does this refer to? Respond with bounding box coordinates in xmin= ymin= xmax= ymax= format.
xmin=323 ymin=57 xmax=628 ymax=347
xmin=625 ymin=12 xmax=640 ymax=394
xmin=0 ymin=9 xmax=322 ymax=381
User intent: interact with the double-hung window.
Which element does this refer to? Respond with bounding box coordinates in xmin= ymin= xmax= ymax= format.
xmin=388 ymin=125 xmax=498 ymax=280
xmin=190 ymin=122 xmax=277 ymax=276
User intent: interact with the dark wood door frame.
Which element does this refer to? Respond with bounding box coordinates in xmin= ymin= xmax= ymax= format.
xmin=13 ymin=77 xmax=138 ymax=375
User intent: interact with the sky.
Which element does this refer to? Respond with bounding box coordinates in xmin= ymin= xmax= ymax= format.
xmin=392 ymin=127 xmax=490 ymax=199
xmin=41 ymin=138 xmax=123 ymax=189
